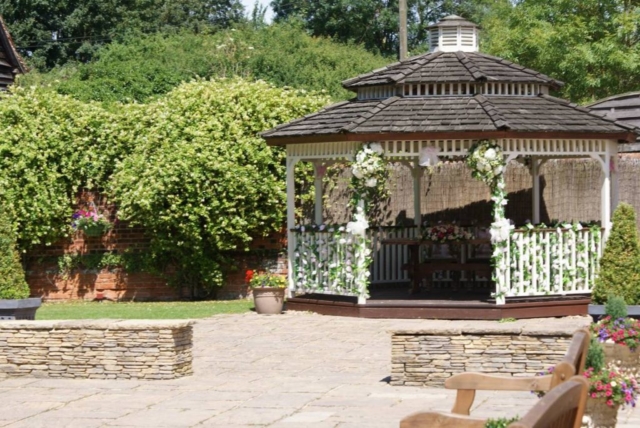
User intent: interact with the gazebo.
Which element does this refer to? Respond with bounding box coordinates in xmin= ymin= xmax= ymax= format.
xmin=261 ymin=16 xmax=638 ymax=319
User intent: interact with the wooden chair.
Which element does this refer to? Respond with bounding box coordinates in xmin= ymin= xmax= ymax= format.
xmin=445 ymin=328 xmax=590 ymax=415
xmin=400 ymin=375 xmax=588 ymax=428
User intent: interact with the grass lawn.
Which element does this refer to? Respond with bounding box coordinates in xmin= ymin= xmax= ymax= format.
xmin=36 ymin=300 xmax=254 ymax=320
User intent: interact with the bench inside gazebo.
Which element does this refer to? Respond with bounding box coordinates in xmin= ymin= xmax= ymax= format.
xmin=261 ymin=16 xmax=639 ymax=320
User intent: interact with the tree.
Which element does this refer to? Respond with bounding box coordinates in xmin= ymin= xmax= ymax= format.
xmin=0 ymin=0 xmax=245 ymax=70
xmin=270 ymin=0 xmax=501 ymax=57
xmin=18 ymin=24 xmax=388 ymax=102
xmin=592 ymin=203 xmax=640 ymax=305
xmin=482 ymin=0 xmax=640 ymax=103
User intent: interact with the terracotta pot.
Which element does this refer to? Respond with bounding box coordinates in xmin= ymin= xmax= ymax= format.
xmin=582 ymin=397 xmax=619 ymax=428
xmin=252 ymin=287 xmax=285 ymax=315
xmin=603 ymin=343 xmax=640 ymax=376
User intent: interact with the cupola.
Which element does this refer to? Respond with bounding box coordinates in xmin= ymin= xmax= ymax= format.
xmin=428 ymin=15 xmax=479 ymax=53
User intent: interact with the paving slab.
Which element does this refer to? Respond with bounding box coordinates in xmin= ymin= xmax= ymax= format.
xmin=0 ymin=311 xmax=637 ymax=427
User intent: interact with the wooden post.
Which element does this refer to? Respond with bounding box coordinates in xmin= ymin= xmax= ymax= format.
xmin=286 ymin=156 xmax=298 ymax=299
xmin=399 ymin=0 xmax=408 ymax=61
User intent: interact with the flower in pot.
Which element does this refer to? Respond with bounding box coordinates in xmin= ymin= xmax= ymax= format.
xmin=0 ymin=205 xmax=41 ymax=320
xmin=247 ymin=270 xmax=286 ymax=315
xmin=582 ymin=364 xmax=640 ymax=427
xmin=591 ymin=295 xmax=640 ymax=374
xmin=72 ymin=208 xmax=112 ymax=237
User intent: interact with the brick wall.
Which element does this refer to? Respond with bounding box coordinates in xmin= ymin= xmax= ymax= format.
xmin=25 ymin=191 xmax=288 ymax=301
xmin=0 ymin=320 xmax=193 ymax=380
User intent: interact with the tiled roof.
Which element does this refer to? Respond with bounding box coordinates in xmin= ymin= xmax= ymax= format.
xmin=261 ymin=95 xmax=637 ymax=140
xmin=588 ymin=91 xmax=640 ymax=146
xmin=342 ymin=52 xmax=563 ymax=89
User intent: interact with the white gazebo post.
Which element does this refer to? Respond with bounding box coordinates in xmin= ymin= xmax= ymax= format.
xmin=413 ymin=160 xmax=423 ymax=227
xmin=531 ymin=156 xmax=541 ymax=224
xmin=610 ymin=142 xmax=620 ymax=217
xmin=313 ymin=162 xmax=325 ymax=225
xmin=285 ymin=155 xmax=298 ymax=298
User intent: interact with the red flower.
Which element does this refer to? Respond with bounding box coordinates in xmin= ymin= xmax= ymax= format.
xmin=245 ymin=270 xmax=254 ymax=284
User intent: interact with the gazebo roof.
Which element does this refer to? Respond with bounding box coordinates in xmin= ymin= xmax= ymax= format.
xmin=588 ymin=91 xmax=640 ymax=150
xmin=342 ymin=51 xmax=564 ymax=90
xmin=262 ymin=94 xmax=638 ymax=144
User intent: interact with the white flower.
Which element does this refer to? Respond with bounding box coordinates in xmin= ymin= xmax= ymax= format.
xmin=610 ymin=381 xmax=617 ymax=387
xmin=369 ymin=142 xmax=384 ymax=155
xmin=490 ymin=218 xmax=513 ymax=243
xmin=339 ymin=238 xmax=347 ymax=244
xmin=346 ymin=217 xmax=369 ymax=236
xmin=365 ymin=178 xmax=377 ymax=187
xmin=477 ymin=160 xmax=487 ymax=171
xmin=484 ymin=148 xmax=497 ymax=160
xmin=419 ymin=146 xmax=440 ymax=167
xmin=352 ymin=167 xmax=364 ymax=179
xmin=356 ymin=151 xmax=367 ymax=163
xmin=494 ymin=165 xmax=503 ymax=175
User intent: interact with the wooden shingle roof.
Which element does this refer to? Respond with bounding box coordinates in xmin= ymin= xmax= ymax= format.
xmin=588 ymin=92 xmax=640 ymax=150
xmin=342 ymin=51 xmax=564 ymax=90
xmin=0 ymin=16 xmax=26 ymax=90
xmin=262 ymin=94 xmax=638 ymax=144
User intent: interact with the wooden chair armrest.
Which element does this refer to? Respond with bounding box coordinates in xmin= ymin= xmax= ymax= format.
xmin=400 ymin=411 xmax=486 ymax=428
xmin=445 ymin=373 xmax=552 ymax=415
xmin=445 ymin=373 xmax=552 ymax=392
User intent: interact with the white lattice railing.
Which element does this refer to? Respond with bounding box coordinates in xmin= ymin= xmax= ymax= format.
xmin=369 ymin=227 xmax=420 ymax=283
xmin=501 ymin=226 xmax=604 ymax=301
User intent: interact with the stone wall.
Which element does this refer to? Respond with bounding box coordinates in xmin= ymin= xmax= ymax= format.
xmin=391 ymin=324 xmax=585 ymax=387
xmin=0 ymin=320 xmax=193 ymax=380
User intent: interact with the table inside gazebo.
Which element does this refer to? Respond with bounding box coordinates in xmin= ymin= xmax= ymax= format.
xmin=381 ymin=238 xmax=492 ymax=294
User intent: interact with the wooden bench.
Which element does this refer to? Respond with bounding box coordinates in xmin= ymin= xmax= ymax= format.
xmin=400 ymin=375 xmax=588 ymax=428
xmin=444 ymin=328 xmax=590 ymax=415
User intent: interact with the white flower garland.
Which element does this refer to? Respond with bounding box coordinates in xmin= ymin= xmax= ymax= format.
xmin=350 ymin=143 xmax=388 ymax=208
xmin=467 ymin=140 xmax=511 ymax=303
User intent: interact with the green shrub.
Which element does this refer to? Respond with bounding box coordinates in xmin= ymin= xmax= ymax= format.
xmin=484 ymin=417 xmax=519 ymax=428
xmin=585 ymin=336 xmax=605 ymax=373
xmin=605 ymin=295 xmax=628 ymax=319
xmin=0 ymin=205 xmax=30 ymax=300
xmin=110 ymin=78 xmax=329 ymax=297
xmin=592 ymin=203 xmax=640 ymax=304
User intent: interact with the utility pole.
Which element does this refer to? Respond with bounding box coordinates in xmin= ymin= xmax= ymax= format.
xmin=399 ymin=0 xmax=408 ymax=60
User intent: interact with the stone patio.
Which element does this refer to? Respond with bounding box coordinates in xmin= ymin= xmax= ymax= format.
xmin=0 ymin=311 xmax=637 ymax=427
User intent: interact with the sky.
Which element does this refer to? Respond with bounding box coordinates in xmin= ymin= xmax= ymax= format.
xmin=240 ymin=0 xmax=274 ymax=22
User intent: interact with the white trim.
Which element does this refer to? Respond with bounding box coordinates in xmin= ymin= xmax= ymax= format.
xmin=285 ymin=156 xmax=299 ymax=298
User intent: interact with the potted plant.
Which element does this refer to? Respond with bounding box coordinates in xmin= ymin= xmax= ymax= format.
xmin=72 ymin=208 xmax=112 ymax=237
xmin=247 ymin=270 xmax=286 ymax=315
xmin=591 ymin=296 xmax=640 ymax=373
xmin=0 ymin=205 xmax=41 ymax=320
xmin=581 ymin=363 xmax=640 ymax=428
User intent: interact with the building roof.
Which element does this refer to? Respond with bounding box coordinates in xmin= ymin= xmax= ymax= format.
xmin=342 ymin=51 xmax=564 ymax=90
xmin=0 ymin=16 xmax=26 ymax=90
xmin=262 ymin=94 xmax=638 ymax=144
xmin=427 ymin=15 xmax=478 ymax=29
xmin=588 ymin=91 xmax=640 ymax=150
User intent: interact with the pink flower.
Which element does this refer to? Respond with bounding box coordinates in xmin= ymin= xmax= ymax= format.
xmin=591 ymin=393 xmax=597 ymax=398
xmin=607 ymin=399 xmax=614 ymax=407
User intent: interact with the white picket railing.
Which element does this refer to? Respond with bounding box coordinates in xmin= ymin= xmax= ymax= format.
xmin=503 ymin=227 xmax=604 ymax=299
xmin=291 ymin=225 xmax=603 ymax=302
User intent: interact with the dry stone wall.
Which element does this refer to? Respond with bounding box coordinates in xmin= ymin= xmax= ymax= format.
xmin=0 ymin=320 xmax=193 ymax=380
xmin=391 ymin=324 xmax=582 ymax=387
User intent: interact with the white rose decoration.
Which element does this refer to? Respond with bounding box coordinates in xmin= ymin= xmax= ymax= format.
xmin=365 ymin=178 xmax=377 ymax=187
xmin=484 ymin=148 xmax=497 ymax=160
xmin=352 ymin=167 xmax=364 ymax=179
xmin=346 ymin=218 xmax=369 ymax=236
xmin=494 ymin=165 xmax=503 ymax=175
xmin=369 ymin=142 xmax=384 ymax=155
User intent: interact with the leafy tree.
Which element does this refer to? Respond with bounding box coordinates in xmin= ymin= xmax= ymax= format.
xmin=1 ymin=0 xmax=245 ymax=70
xmin=19 ymin=24 xmax=387 ymax=102
xmin=270 ymin=0 xmax=501 ymax=57
xmin=109 ymin=78 xmax=329 ymax=297
xmin=592 ymin=203 xmax=640 ymax=305
xmin=482 ymin=0 xmax=640 ymax=103
xmin=0 ymin=205 xmax=30 ymax=300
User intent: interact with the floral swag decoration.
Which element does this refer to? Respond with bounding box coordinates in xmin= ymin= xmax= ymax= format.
xmin=350 ymin=142 xmax=389 ymax=208
xmin=466 ymin=140 xmax=511 ymax=302
xmin=422 ymin=224 xmax=473 ymax=243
